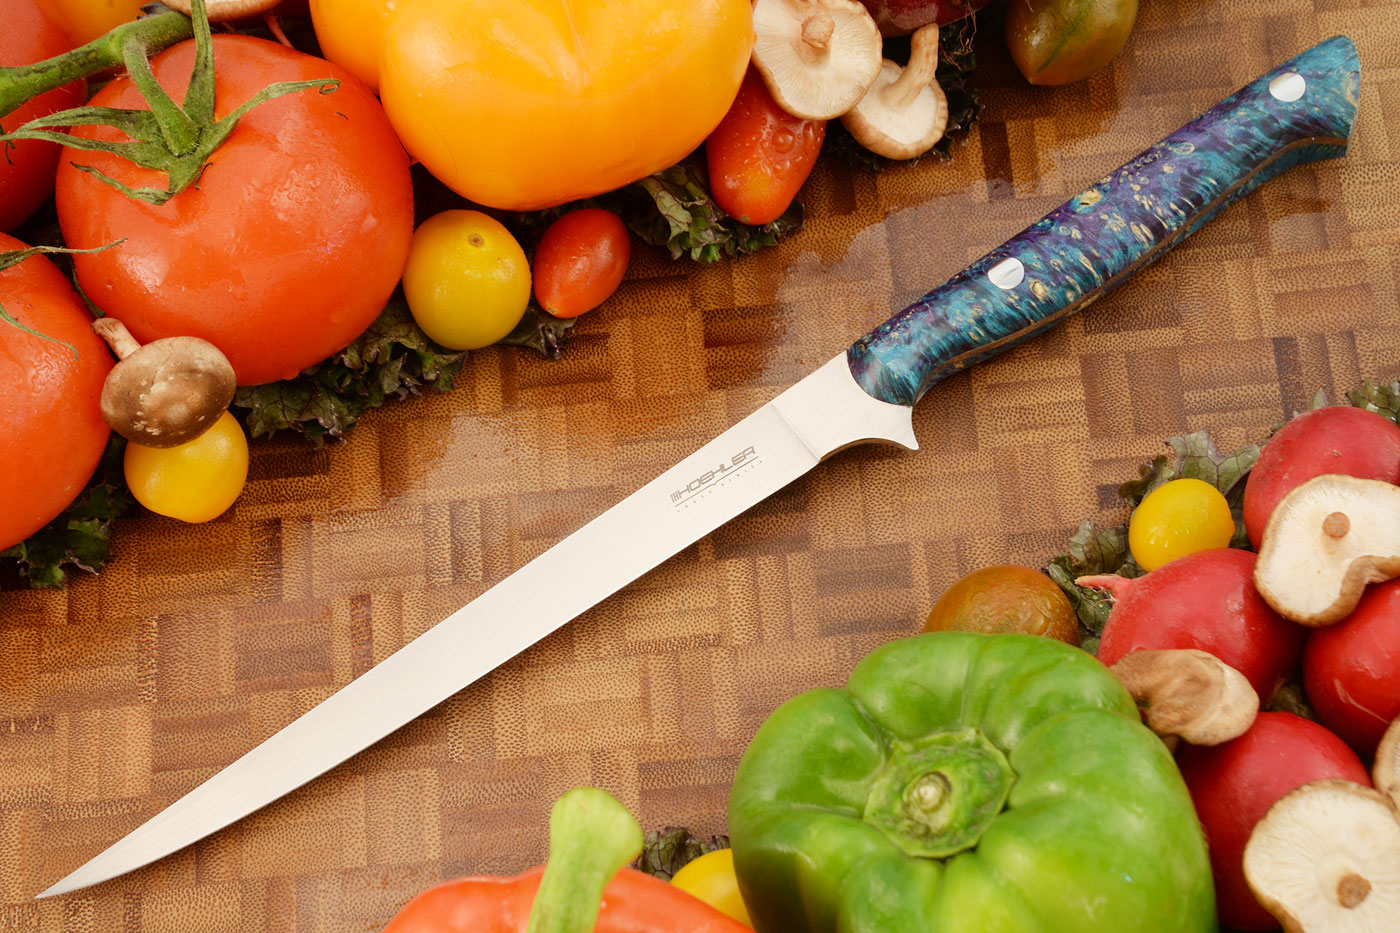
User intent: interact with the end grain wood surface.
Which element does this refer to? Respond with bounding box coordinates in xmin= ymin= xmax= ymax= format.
xmin=5 ymin=2 xmax=1400 ymax=929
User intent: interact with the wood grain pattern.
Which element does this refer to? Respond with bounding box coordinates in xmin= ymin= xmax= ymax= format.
xmin=5 ymin=2 xmax=1400 ymax=929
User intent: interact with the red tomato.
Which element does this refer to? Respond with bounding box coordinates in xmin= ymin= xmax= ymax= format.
xmin=55 ymin=36 xmax=414 ymax=386
xmin=1303 ymin=578 xmax=1400 ymax=756
xmin=1176 ymin=712 xmax=1372 ymax=930
xmin=532 ymin=208 xmax=630 ymax=319
xmin=0 ymin=232 xmax=112 ymax=549
xmin=0 ymin=0 xmax=84 ymax=232
xmin=706 ymin=67 xmax=826 ymax=226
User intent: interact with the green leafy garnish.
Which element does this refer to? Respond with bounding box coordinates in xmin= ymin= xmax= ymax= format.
xmin=229 ymin=296 xmax=466 ymax=445
xmin=498 ymin=303 xmax=577 ymax=361
xmin=634 ymin=826 xmax=730 ymax=881
xmin=1347 ymin=379 xmax=1400 ymax=424
xmin=1 ymin=436 xmax=131 ymax=588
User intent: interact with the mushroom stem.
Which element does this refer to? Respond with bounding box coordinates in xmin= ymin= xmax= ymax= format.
xmin=801 ymin=10 xmax=836 ymax=51
xmin=1110 ymin=649 xmax=1259 ymax=746
xmin=92 ymin=317 xmax=142 ymax=361
xmin=883 ymin=24 xmax=940 ymax=109
xmin=1337 ymin=873 xmax=1371 ymax=909
xmin=1323 ymin=511 xmax=1351 ymax=539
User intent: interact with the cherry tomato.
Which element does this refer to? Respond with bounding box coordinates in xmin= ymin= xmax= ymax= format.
xmin=0 ymin=0 xmax=85 ymax=233
xmin=33 ymin=0 xmax=145 ymax=46
xmin=402 ymin=210 xmax=531 ymax=350
xmin=532 ymin=209 xmax=630 ymax=319
xmin=706 ymin=67 xmax=826 ymax=226
xmin=56 ymin=36 xmax=414 ymax=386
xmin=1303 ymin=578 xmax=1400 ymax=756
xmin=308 ymin=0 xmax=394 ymax=91
xmin=0 ymin=233 xmax=112 ymax=550
xmin=124 ymin=410 xmax=248 ymax=523
xmin=671 ymin=850 xmax=752 ymax=927
xmin=1127 ymin=478 xmax=1234 ymax=571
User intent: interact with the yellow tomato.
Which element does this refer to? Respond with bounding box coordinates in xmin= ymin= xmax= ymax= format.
xmin=671 ymin=849 xmax=752 ymax=927
xmin=308 ymin=0 xmax=397 ymax=91
xmin=1128 ymin=477 xmax=1234 ymax=571
xmin=124 ymin=410 xmax=249 ymax=523
xmin=34 ymin=0 xmax=146 ymax=46
xmin=378 ymin=0 xmax=753 ymax=210
xmin=402 ymin=210 xmax=531 ymax=351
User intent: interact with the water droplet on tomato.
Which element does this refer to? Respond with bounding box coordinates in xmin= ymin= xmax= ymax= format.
xmin=773 ymin=129 xmax=796 ymax=153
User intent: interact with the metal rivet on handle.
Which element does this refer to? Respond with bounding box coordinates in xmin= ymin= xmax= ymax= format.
xmin=1269 ymin=72 xmax=1306 ymax=102
xmin=988 ymin=257 xmax=1025 ymax=290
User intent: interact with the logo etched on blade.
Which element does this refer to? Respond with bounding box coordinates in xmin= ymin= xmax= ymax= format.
xmin=670 ymin=446 xmax=759 ymax=508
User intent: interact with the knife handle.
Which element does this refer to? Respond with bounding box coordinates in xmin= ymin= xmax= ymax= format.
xmin=846 ymin=35 xmax=1361 ymax=407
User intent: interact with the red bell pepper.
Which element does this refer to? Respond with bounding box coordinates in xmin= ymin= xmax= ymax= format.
xmin=383 ymin=788 xmax=752 ymax=933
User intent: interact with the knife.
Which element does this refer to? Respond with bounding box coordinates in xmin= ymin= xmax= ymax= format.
xmin=39 ymin=35 xmax=1360 ymax=898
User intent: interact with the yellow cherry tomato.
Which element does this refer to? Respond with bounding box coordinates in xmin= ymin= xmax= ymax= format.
xmin=1128 ymin=477 xmax=1234 ymax=571
xmin=123 ymin=410 xmax=249 ymax=523
xmin=670 ymin=849 xmax=752 ymax=927
xmin=401 ymin=210 xmax=531 ymax=351
xmin=309 ymin=0 xmax=397 ymax=91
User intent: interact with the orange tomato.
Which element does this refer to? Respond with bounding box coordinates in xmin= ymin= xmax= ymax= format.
xmin=532 ymin=209 xmax=630 ymax=319
xmin=379 ymin=0 xmax=753 ymax=210
xmin=34 ymin=0 xmax=145 ymax=45
xmin=308 ymin=0 xmax=397 ymax=91
xmin=0 ymin=233 xmax=112 ymax=550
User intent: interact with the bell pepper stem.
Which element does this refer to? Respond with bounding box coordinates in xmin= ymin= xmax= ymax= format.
xmin=0 ymin=10 xmax=194 ymax=120
xmin=524 ymin=788 xmax=645 ymax=933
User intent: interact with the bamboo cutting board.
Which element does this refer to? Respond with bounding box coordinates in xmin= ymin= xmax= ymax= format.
xmin=4 ymin=2 xmax=1400 ymax=930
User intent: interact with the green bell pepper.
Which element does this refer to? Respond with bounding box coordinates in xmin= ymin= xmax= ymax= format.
xmin=728 ymin=632 xmax=1215 ymax=932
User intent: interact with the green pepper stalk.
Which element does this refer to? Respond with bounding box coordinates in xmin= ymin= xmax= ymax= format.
xmin=525 ymin=787 xmax=646 ymax=933
xmin=0 ymin=0 xmax=337 ymax=204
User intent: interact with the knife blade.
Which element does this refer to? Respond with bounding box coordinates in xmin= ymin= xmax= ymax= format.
xmin=39 ymin=34 xmax=1360 ymax=898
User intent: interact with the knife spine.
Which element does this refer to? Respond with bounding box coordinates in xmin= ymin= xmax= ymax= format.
xmin=846 ymin=35 xmax=1361 ymax=408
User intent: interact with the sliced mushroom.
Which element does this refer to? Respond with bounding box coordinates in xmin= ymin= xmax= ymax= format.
xmin=1244 ymin=779 xmax=1400 ymax=933
xmin=93 ymin=318 xmax=236 ymax=448
xmin=1254 ymin=475 xmax=1400 ymax=625
xmin=1109 ymin=649 xmax=1258 ymax=746
xmin=752 ymin=0 xmax=883 ymax=120
xmin=1377 ymin=718 xmax=1400 ymax=809
xmin=161 ymin=0 xmax=281 ymax=21
xmin=840 ymin=23 xmax=948 ymax=159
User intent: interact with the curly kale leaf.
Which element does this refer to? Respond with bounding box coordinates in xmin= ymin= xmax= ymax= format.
xmin=230 ymin=295 xmax=466 ymax=444
xmin=635 ymin=826 xmax=731 ymax=881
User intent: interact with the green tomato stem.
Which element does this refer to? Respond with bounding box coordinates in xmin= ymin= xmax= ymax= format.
xmin=524 ymin=788 xmax=645 ymax=933
xmin=0 ymin=10 xmax=194 ymax=120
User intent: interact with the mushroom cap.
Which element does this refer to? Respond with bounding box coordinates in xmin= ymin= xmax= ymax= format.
xmin=752 ymin=0 xmax=883 ymax=120
xmin=100 ymin=335 xmax=237 ymax=448
xmin=1378 ymin=718 xmax=1400 ymax=809
xmin=1243 ymin=779 xmax=1400 ymax=933
xmin=161 ymin=0 xmax=282 ymax=21
xmin=1253 ymin=474 xmax=1400 ymax=626
xmin=841 ymin=58 xmax=949 ymax=159
xmin=1109 ymin=648 xmax=1258 ymax=746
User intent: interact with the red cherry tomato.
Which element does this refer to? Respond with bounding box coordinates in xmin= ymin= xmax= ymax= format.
xmin=55 ymin=36 xmax=414 ymax=386
xmin=0 ymin=232 xmax=112 ymax=549
xmin=531 ymin=208 xmax=630 ymax=319
xmin=705 ymin=67 xmax=826 ymax=226
xmin=0 ymin=0 xmax=84 ymax=232
xmin=1176 ymin=712 xmax=1372 ymax=930
xmin=1303 ymin=578 xmax=1400 ymax=757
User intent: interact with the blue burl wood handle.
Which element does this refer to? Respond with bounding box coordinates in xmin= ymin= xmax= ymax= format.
xmin=847 ymin=36 xmax=1361 ymax=407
